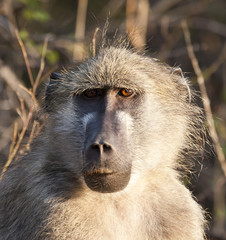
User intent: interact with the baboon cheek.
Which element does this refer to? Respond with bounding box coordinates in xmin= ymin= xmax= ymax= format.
xmin=83 ymin=169 xmax=131 ymax=193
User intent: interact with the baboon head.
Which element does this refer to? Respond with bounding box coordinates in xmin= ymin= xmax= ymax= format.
xmin=44 ymin=46 xmax=201 ymax=194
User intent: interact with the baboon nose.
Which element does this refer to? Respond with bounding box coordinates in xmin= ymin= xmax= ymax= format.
xmin=85 ymin=142 xmax=113 ymax=163
xmin=90 ymin=142 xmax=113 ymax=154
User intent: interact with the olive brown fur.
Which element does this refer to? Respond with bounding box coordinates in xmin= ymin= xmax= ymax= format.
xmin=0 ymin=44 xmax=206 ymax=239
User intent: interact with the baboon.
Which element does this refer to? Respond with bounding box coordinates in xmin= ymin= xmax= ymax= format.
xmin=0 ymin=43 xmax=206 ymax=240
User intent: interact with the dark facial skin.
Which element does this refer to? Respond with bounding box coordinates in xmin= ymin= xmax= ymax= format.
xmin=74 ymin=88 xmax=141 ymax=193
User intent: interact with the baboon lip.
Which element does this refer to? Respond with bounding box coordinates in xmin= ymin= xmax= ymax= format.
xmin=84 ymin=168 xmax=114 ymax=176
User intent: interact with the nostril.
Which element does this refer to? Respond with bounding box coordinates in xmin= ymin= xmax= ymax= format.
xmin=91 ymin=144 xmax=100 ymax=151
xmin=88 ymin=142 xmax=112 ymax=153
xmin=103 ymin=143 xmax=112 ymax=152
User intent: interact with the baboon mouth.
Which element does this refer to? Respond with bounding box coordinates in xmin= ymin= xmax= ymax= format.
xmin=83 ymin=169 xmax=131 ymax=193
xmin=84 ymin=168 xmax=114 ymax=176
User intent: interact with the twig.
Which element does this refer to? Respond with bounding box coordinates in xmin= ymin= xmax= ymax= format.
xmin=23 ymin=119 xmax=46 ymax=154
xmin=0 ymin=123 xmax=18 ymax=180
xmin=0 ymin=124 xmax=15 ymax=152
xmin=92 ymin=28 xmax=99 ymax=57
xmin=193 ymin=17 xmax=226 ymax=38
xmin=74 ymin=0 xmax=88 ymax=60
xmin=13 ymin=111 xmax=32 ymax=156
xmin=8 ymin=122 xmax=18 ymax=159
xmin=100 ymin=0 xmax=125 ymax=18
xmin=136 ymin=0 xmax=149 ymax=47
xmin=16 ymin=96 xmax=26 ymax=124
xmin=203 ymin=43 xmax=226 ymax=81
xmin=74 ymin=0 xmax=88 ymax=41
xmin=39 ymin=65 xmax=58 ymax=85
xmin=24 ymin=121 xmax=38 ymax=152
xmin=33 ymin=36 xmax=49 ymax=95
xmin=0 ymin=62 xmax=32 ymax=108
xmin=7 ymin=111 xmax=33 ymax=167
xmin=213 ymin=176 xmax=226 ymax=236
xmin=126 ymin=0 xmax=149 ymax=50
xmin=18 ymin=84 xmax=38 ymax=108
xmin=15 ymin=29 xmax=34 ymax=86
xmin=0 ymin=109 xmax=33 ymax=180
xmin=181 ymin=20 xmax=226 ymax=177
xmin=153 ymin=0 xmax=182 ymax=15
xmin=1 ymin=31 xmax=46 ymax=180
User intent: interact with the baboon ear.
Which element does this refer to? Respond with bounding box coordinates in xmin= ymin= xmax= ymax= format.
xmin=170 ymin=67 xmax=183 ymax=78
xmin=170 ymin=67 xmax=191 ymax=103
xmin=45 ymin=72 xmax=63 ymax=111
xmin=46 ymin=72 xmax=62 ymax=98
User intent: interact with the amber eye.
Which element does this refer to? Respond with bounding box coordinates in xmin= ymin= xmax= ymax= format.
xmin=118 ymin=88 xmax=134 ymax=97
xmin=83 ymin=89 xmax=100 ymax=98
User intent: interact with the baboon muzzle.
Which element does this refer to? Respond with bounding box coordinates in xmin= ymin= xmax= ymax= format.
xmin=83 ymin=116 xmax=131 ymax=193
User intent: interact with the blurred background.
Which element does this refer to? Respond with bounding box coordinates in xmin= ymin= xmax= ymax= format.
xmin=0 ymin=0 xmax=225 ymax=239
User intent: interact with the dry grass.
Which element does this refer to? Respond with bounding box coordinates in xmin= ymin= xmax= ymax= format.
xmin=0 ymin=29 xmax=48 ymax=179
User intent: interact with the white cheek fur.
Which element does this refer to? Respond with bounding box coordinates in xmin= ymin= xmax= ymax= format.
xmin=82 ymin=112 xmax=96 ymax=129
xmin=115 ymin=111 xmax=133 ymax=132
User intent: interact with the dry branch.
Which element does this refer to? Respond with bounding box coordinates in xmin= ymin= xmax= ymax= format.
xmin=74 ymin=0 xmax=88 ymax=60
xmin=0 ymin=32 xmax=49 ymax=180
xmin=92 ymin=28 xmax=99 ymax=57
xmin=0 ymin=62 xmax=32 ymax=108
xmin=181 ymin=20 xmax=226 ymax=178
xmin=126 ymin=0 xmax=149 ymax=50
xmin=0 ymin=111 xmax=33 ymax=180
xmin=15 ymin=29 xmax=34 ymax=86
xmin=100 ymin=0 xmax=126 ymax=18
xmin=33 ymin=36 xmax=49 ymax=95
xmin=204 ymin=43 xmax=226 ymax=81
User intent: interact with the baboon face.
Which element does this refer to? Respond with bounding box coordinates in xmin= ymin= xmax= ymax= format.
xmin=45 ymin=47 xmax=190 ymax=194
xmin=75 ymin=87 xmax=142 ymax=193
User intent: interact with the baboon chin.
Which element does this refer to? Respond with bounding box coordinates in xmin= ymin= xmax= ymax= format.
xmin=83 ymin=169 xmax=131 ymax=193
xmin=0 ymin=43 xmax=206 ymax=240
